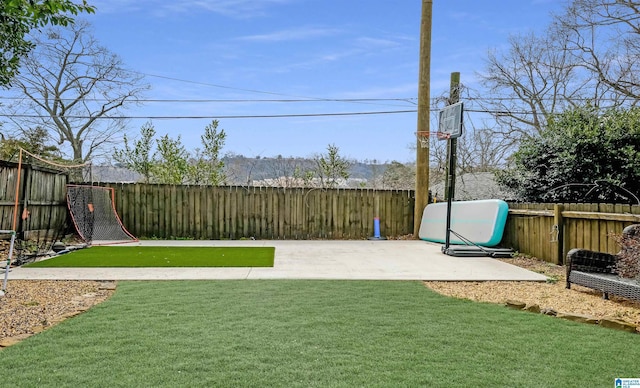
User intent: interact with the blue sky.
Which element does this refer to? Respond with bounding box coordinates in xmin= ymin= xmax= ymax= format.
xmin=83 ymin=0 xmax=563 ymax=163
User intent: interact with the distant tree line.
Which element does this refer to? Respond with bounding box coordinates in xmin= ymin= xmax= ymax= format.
xmin=110 ymin=119 xmax=360 ymax=188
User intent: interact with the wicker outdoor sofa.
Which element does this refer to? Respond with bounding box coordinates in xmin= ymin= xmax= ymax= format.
xmin=566 ymin=224 xmax=640 ymax=302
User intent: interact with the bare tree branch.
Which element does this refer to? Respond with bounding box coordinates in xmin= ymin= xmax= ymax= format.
xmin=554 ymin=0 xmax=640 ymax=101
xmin=2 ymin=20 xmax=149 ymax=162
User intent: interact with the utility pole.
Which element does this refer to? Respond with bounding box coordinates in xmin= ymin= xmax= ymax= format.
xmin=414 ymin=0 xmax=433 ymax=236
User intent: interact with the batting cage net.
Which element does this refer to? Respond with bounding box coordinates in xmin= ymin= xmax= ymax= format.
xmin=67 ymin=185 xmax=137 ymax=245
xmin=4 ymin=149 xmax=92 ymax=265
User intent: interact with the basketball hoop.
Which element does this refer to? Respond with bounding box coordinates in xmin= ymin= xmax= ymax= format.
xmin=436 ymin=131 xmax=451 ymax=141
xmin=416 ymin=131 xmax=430 ymax=148
xmin=438 ymin=101 xmax=463 ymax=139
xmin=416 ymin=131 xmax=451 ymax=148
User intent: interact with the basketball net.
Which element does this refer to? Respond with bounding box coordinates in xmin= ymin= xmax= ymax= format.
xmin=416 ymin=131 xmax=451 ymax=148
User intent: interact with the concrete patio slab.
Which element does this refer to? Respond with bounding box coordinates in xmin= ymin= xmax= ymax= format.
xmin=6 ymin=240 xmax=548 ymax=282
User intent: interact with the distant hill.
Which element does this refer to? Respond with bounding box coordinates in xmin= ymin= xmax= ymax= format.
xmin=89 ymin=161 xmax=510 ymax=197
xmin=91 ymin=156 xmax=398 ymax=187
xmin=91 ymin=165 xmax=142 ymax=183
xmin=223 ymin=155 xmax=390 ymax=186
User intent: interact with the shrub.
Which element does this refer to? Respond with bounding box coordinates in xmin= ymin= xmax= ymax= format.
xmin=611 ymin=233 xmax=640 ymax=280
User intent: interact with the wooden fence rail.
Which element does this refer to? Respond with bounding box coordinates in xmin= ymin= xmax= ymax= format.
xmin=503 ymin=203 xmax=640 ymax=264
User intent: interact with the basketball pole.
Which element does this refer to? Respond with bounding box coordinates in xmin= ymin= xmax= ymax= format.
xmin=414 ymin=0 xmax=433 ymax=236
xmin=444 ymin=73 xmax=460 ymax=250
xmin=444 ymin=73 xmax=460 ymax=202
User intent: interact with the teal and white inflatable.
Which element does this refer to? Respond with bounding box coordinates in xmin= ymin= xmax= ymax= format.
xmin=418 ymin=199 xmax=509 ymax=247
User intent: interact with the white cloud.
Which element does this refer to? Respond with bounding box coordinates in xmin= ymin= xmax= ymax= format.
xmin=91 ymin=0 xmax=297 ymax=18
xmin=336 ymin=83 xmax=418 ymax=100
xmin=236 ymin=27 xmax=342 ymax=42
xmin=353 ymin=37 xmax=401 ymax=49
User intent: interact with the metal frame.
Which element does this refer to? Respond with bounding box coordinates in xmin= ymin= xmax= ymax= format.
xmin=438 ymin=101 xmax=513 ymax=258
xmin=1 ymin=230 xmax=17 ymax=293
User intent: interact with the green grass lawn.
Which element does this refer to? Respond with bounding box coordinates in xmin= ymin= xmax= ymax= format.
xmin=24 ymin=246 xmax=275 ymax=267
xmin=1 ymin=280 xmax=639 ymax=387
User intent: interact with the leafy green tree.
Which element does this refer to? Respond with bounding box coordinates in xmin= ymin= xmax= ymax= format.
xmin=314 ymin=144 xmax=351 ymax=188
xmin=495 ymin=106 xmax=640 ymax=203
xmin=189 ymin=120 xmax=226 ymax=185
xmin=113 ymin=121 xmax=155 ymax=183
xmin=0 ymin=0 xmax=95 ymax=86
xmin=0 ymin=126 xmax=61 ymax=161
xmin=152 ymin=134 xmax=190 ymax=185
xmin=113 ymin=121 xmax=227 ymax=185
xmin=293 ymin=165 xmax=315 ymax=188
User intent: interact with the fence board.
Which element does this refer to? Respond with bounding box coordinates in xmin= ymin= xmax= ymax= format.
xmin=167 ymin=185 xmax=174 ymax=239
xmin=0 ymin=162 xmax=71 ymax=253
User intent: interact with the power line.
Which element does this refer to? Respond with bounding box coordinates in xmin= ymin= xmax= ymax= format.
xmin=142 ymin=72 xmax=306 ymax=98
xmin=0 ymin=96 xmax=418 ymax=104
xmin=0 ymin=107 xmax=554 ymax=120
xmin=125 ymin=61 xmax=640 ymax=109
xmin=4 ymin=109 xmax=418 ymax=120
xmin=4 ymin=92 xmax=625 ymax=104
xmin=0 ymin=98 xmax=617 ymax=117
xmin=465 ymin=108 xmax=534 ymax=115
xmin=125 ymin=70 xmax=426 ymax=108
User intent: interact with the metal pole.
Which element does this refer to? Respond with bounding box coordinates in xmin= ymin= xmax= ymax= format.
xmin=444 ymin=137 xmax=457 ymax=249
xmin=443 ymin=72 xmax=460 ymax=200
xmin=444 ymin=72 xmax=460 ymax=250
xmin=2 ymin=231 xmax=17 ymax=294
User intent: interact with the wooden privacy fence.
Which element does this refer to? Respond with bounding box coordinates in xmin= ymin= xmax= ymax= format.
xmin=100 ymin=184 xmax=640 ymax=262
xmin=2 ymin=160 xmax=640 ymax=266
xmin=0 ymin=160 xmax=69 ymax=237
xmin=99 ymin=183 xmax=416 ymax=240
xmin=503 ymin=203 xmax=640 ymax=265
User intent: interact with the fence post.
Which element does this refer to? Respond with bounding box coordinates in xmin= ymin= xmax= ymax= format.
xmin=554 ymin=204 xmax=564 ymax=265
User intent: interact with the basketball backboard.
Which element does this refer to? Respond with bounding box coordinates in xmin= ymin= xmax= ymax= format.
xmin=438 ymin=101 xmax=463 ymax=140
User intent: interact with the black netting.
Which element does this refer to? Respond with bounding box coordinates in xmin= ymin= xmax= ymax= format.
xmin=67 ymin=185 xmax=136 ymax=243
xmin=67 ymin=185 xmax=95 ymax=243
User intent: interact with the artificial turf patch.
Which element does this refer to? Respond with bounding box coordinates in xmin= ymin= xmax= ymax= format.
xmin=24 ymin=246 xmax=275 ymax=268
